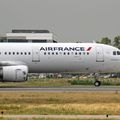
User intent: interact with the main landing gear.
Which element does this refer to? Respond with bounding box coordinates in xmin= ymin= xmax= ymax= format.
xmin=93 ymin=73 xmax=101 ymax=87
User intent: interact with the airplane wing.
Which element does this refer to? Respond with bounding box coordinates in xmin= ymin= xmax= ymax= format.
xmin=0 ymin=61 xmax=26 ymax=66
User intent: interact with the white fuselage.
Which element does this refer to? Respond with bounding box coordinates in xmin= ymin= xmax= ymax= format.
xmin=0 ymin=43 xmax=120 ymax=73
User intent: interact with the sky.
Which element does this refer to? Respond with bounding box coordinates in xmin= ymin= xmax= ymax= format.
xmin=0 ymin=0 xmax=120 ymax=42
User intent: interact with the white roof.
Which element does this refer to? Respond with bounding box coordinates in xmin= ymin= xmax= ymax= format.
xmin=6 ymin=33 xmax=53 ymax=40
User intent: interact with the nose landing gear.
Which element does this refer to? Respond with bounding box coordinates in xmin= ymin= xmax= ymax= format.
xmin=93 ymin=73 xmax=101 ymax=87
xmin=94 ymin=80 xmax=101 ymax=87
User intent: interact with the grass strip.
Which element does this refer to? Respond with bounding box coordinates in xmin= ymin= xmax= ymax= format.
xmin=0 ymin=92 xmax=119 ymax=115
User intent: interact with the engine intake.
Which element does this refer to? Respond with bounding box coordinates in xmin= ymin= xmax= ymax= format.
xmin=0 ymin=65 xmax=28 ymax=82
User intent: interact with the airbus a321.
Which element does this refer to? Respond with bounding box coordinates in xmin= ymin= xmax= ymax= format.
xmin=0 ymin=43 xmax=119 ymax=86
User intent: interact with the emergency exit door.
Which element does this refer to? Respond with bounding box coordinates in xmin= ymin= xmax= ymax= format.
xmin=96 ymin=47 xmax=104 ymax=62
xmin=32 ymin=49 xmax=40 ymax=62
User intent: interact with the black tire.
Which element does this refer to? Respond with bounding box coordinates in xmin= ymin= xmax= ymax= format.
xmin=94 ymin=81 xmax=101 ymax=87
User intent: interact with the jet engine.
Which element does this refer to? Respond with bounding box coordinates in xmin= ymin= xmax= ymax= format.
xmin=0 ymin=65 xmax=28 ymax=82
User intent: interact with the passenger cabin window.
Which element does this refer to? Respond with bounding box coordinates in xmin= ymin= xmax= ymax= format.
xmin=75 ymin=52 xmax=77 ymax=55
xmin=87 ymin=52 xmax=89 ymax=55
xmin=64 ymin=52 xmax=66 ymax=55
xmin=42 ymin=51 xmax=90 ymax=56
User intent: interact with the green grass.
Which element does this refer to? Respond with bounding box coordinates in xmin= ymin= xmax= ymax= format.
xmin=0 ymin=77 xmax=120 ymax=87
xmin=0 ymin=78 xmax=71 ymax=87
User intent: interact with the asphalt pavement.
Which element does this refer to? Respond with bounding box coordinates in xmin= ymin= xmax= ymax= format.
xmin=0 ymin=86 xmax=119 ymax=92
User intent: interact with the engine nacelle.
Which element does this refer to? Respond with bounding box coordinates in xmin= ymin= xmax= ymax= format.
xmin=0 ymin=65 xmax=28 ymax=82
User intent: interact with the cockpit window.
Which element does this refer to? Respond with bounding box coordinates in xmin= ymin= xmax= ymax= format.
xmin=113 ymin=51 xmax=116 ymax=55
xmin=117 ymin=51 xmax=120 ymax=55
xmin=113 ymin=51 xmax=120 ymax=55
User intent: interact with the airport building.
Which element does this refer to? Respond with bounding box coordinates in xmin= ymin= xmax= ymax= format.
xmin=0 ymin=29 xmax=57 ymax=43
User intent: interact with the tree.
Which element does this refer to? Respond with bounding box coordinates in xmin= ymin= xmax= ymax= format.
xmin=113 ymin=36 xmax=120 ymax=49
xmin=100 ymin=37 xmax=111 ymax=45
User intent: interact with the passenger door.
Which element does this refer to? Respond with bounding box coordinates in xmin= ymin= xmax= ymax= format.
xmin=96 ymin=46 xmax=104 ymax=62
xmin=32 ymin=49 xmax=40 ymax=62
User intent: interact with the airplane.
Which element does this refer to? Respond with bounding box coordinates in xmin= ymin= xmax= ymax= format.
xmin=0 ymin=42 xmax=119 ymax=87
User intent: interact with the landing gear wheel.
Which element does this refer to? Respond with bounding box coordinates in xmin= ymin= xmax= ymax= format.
xmin=94 ymin=81 xmax=101 ymax=87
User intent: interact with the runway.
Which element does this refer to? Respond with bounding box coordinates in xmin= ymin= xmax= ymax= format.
xmin=0 ymin=86 xmax=120 ymax=92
